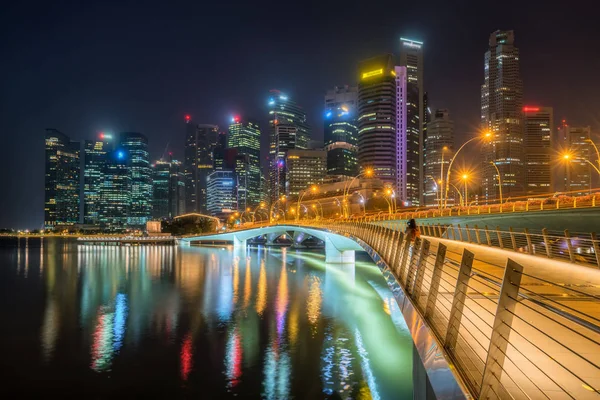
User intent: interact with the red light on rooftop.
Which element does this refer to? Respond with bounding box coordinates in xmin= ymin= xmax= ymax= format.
xmin=523 ymin=107 xmax=539 ymax=112
xmin=169 ymin=152 xmax=173 ymax=156
xmin=99 ymin=132 xmax=104 ymax=139
xmin=185 ymin=114 xmax=191 ymax=121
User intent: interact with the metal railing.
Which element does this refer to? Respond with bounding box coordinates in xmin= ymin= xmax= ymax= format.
xmin=295 ymin=219 xmax=600 ymax=399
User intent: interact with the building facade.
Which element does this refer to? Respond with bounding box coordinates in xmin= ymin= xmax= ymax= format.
xmin=481 ymin=30 xmax=524 ymax=202
xmin=44 ymin=129 xmax=80 ymax=230
xmin=399 ymin=38 xmax=425 ymax=204
xmin=424 ymin=109 xmax=454 ymax=207
xmin=99 ymin=149 xmax=130 ymax=231
xmin=184 ymin=119 xmax=219 ymax=213
xmin=523 ymin=106 xmax=554 ymax=196
xmin=324 ymin=86 xmax=358 ymax=177
xmin=286 ymin=149 xmax=327 ymax=197
xmin=84 ymin=133 xmax=113 ymax=225
xmin=559 ymin=123 xmax=592 ymax=194
xmin=119 ymin=132 xmax=152 ymax=226
xmin=206 ymin=170 xmax=237 ymax=217
xmin=228 ymin=117 xmax=261 ymax=209
xmin=268 ymin=90 xmax=311 ymax=203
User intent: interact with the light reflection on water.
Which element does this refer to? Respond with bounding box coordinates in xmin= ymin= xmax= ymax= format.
xmin=0 ymin=238 xmax=413 ymax=397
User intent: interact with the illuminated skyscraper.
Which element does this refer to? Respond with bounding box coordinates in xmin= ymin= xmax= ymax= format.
xmin=268 ymin=90 xmax=311 ymax=203
xmin=399 ymin=38 xmax=425 ymax=204
xmin=206 ymin=170 xmax=237 ymax=217
xmin=228 ymin=117 xmax=261 ymax=209
xmin=559 ymin=122 xmax=592 ymax=194
xmin=523 ymin=106 xmax=554 ymax=195
xmin=119 ymin=132 xmax=152 ymax=226
xmin=44 ymin=129 xmax=80 ymax=230
xmin=424 ymin=110 xmax=454 ymax=207
xmin=286 ymin=149 xmax=327 ymax=197
xmin=152 ymin=157 xmax=185 ymax=219
xmin=84 ymin=133 xmax=114 ymax=225
xmin=324 ymin=86 xmax=358 ymax=177
xmin=184 ymin=117 xmax=219 ymax=213
xmin=99 ymin=149 xmax=131 ymax=231
xmin=481 ymin=30 xmax=524 ymax=201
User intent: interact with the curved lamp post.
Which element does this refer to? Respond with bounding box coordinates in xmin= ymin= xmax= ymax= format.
xmin=343 ymin=169 xmax=374 ymax=217
xmin=489 ymin=161 xmax=503 ymax=204
xmin=296 ymin=186 xmax=317 ymax=222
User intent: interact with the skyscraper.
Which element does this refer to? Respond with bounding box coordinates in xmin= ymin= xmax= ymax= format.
xmin=424 ymin=109 xmax=454 ymax=207
xmin=481 ymin=30 xmax=524 ymax=202
xmin=206 ymin=170 xmax=237 ymax=217
xmin=268 ymin=90 xmax=310 ymax=202
xmin=286 ymin=149 xmax=327 ymax=197
xmin=228 ymin=116 xmax=261 ymax=209
xmin=324 ymin=86 xmax=358 ymax=177
xmin=83 ymin=133 xmax=114 ymax=225
xmin=399 ymin=38 xmax=425 ymax=204
xmin=184 ymin=118 xmax=219 ymax=213
xmin=99 ymin=149 xmax=130 ymax=231
xmin=44 ymin=129 xmax=80 ymax=230
xmin=152 ymin=157 xmax=186 ymax=219
xmin=119 ymin=132 xmax=152 ymax=226
xmin=523 ymin=106 xmax=554 ymax=196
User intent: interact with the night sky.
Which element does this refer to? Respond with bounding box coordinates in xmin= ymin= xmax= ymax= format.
xmin=1 ymin=0 xmax=598 ymax=229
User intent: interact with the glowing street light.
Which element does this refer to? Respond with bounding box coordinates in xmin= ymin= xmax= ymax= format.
xmin=461 ymin=174 xmax=469 ymax=206
xmin=342 ymin=168 xmax=374 ymax=218
xmin=296 ymin=185 xmax=318 ymax=222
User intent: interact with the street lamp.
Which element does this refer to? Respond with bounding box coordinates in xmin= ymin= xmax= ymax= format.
xmin=448 ymin=183 xmax=464 ymax=206
xmin=343 ymin=168 xmax=374 ymax=217
xmin=269 ymin=195 xmax=286 ymax=223
xmin=461 ymin=174 xmax=469 ymax=207
xmin=489 ymin=161 xmax=503 ymax=204
xmin=445 ymin=131 xmax=492 ymax=208
xmin=252 ymin=202 xmax=266 ymax=223
xmin=296 ymin=185 xmax=318 ymax=222
xmin=439 ymin=146 xmax=449 ymax=208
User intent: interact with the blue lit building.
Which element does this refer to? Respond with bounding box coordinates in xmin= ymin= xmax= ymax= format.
xmin=99 ymin=149 xmax=131 ymax=231
xmin=84 ymin=133 xmax=114 ymax=225
xmin=206 ymin=170 xmax=237 ymax=217
xmin=324 ymin=86 xmax=358 ymax=177
xmin=227 ymin=117 xmax=261 ymax=209
xmin=119 ymin=132 xmax=152 ymax=226
xmin=152 ymin=157 xmax=185 ymax=219
xmin=44 ymin=129 xmax=81 ymax=230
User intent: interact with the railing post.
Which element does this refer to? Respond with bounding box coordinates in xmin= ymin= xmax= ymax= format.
xmin=457 ymin=224 xmax=463 ymax=241
xmin=448 ymin=225 xmax=455 ymax=240
xmin=411 ymin=239 xmax=431 ymax=301
xmin=509 ymin=227 xmax=517 ymax=251
xmin=436 ymin=224 xmax=442 ymax=238
xmin=591 ymin=232 xmax=600 ymax=269
xmin=565 ymin=229 xmax=575 ymax=263
xmin=444 ymin=249 xmax=474 ymax=351
xmin=524 ymin=228 xmax=533 ymax=254
xmin=474 ymin=225 xmax=481 ymax=245
xmin=485 ymin=225 xmax=492 ymax=246
xmin=542 ymin=228 xmax=552 ymax=258
xmin=393 ymin=232 xmax=405 ymax=275
xmin=480 ymin=259 xmax=523 ymax=399
xmin=399 ymin=234 xmax=413 ymax=285
xmin=496 ymin=226 xmax=504 ymax=249
xmin=425 ymin=243 xmax=447 ymax=319
xmin=386 ymin=230 xmax=396 ymax=263
xmin=465 ymin=224 xmax=472 ymax=243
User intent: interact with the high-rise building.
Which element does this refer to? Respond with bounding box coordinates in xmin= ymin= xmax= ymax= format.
xmin=559 ymin=122 xmax=592 ymax=194
xmin=119 ymin=132 xmax=152 ymax=226
xmin=228 ymin=117 xmax=261 ymax=209
xmin=399 ymin=38 xmax=425 ymax=204
xmin=286 ymin=149 xmax=327 ymax=197
xmin=424 ymin=109 xmax=454 ymax=207
xmin=481 ymin=30 xmax=524 ymax=202
xmin=152 ymin=157 xmax=186 ymax=219
xmin=206 ymin=170 xmax=237 ymax=217
xmin=268 ymin=90 xmax=311 ymax=203
xmin=44 ymin=129 xmax=80 ymax=230
xmin=84 ymin=133 xmax=113 ymax=225
xmin=99 ymin=149 xmax=130 ymax=231
xmin=357 ymin=55 xmax=397 ymax=186
xmin=324 ymin=86 xmax=358 ymax=177
xmin=184 ymin=118 xmax=219 ymax=213
xmin=523 ymin=106 xmax=554 ymax=196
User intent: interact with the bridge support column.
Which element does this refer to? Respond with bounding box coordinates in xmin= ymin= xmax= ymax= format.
xmin=233 ymin=236 xmax=247 ymax=248
xmin=324 ymin=236 xmax=355 ymax=263
xmin=178 ymin=239 xmax=190 ymax=247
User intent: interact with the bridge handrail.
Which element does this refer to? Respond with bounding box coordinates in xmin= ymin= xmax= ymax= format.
xmin=292 ymin=219 xmax=600 ymax=399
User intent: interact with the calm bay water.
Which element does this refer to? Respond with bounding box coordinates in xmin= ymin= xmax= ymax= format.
xmin=0 ymin=238 xmax=413 ymax=398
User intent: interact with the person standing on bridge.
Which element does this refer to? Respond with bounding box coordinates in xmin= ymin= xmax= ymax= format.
xmin=405 ymin=219 xmax=421 ymax=242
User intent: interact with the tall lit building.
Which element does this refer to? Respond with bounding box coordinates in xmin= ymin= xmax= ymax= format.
xmin=119 ymin=132 xmax=152 ymax=226
xmin=481 ymin=30 xmax=524 ymax=201
xmin=324 ymin=86 xmax=358 ymax=177
xmin=99 ymin=149 xmax=130 ymax=231
xmin=206 ymin=170 xmax=237 ymax=217
xmin=44 ymin=129 xmax=80 ymax=230
xmin=424 ymin=109 xmax=454 ymax=207
xmin=523 ymin=106 xmax=554 ymax=196
xmin=228 ymin=116 xmax=261 ymax=209
xmin=152 ymin=157 xmax=186 ymax=219
xmin=84 ymin=133 xmax=113 ymax=225
xmin=559 ymin=122 xmax=592 ymax=194
xmin=184 ymin=117 xmax=219 ymax=213
xmin=268 ymin=90 xmax=311 ymax=203
xmin=286 ymin=149 xmax=327 ymax=197
xmin=399 ymin=37 xmax=425 ymax=204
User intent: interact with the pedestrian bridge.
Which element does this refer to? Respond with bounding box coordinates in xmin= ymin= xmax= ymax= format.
xmin=181 ymin=220 xmax=600 ymax=400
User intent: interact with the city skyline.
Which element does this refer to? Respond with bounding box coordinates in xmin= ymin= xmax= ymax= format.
xmin=2 ymin=1 xmax=600 ymax=228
